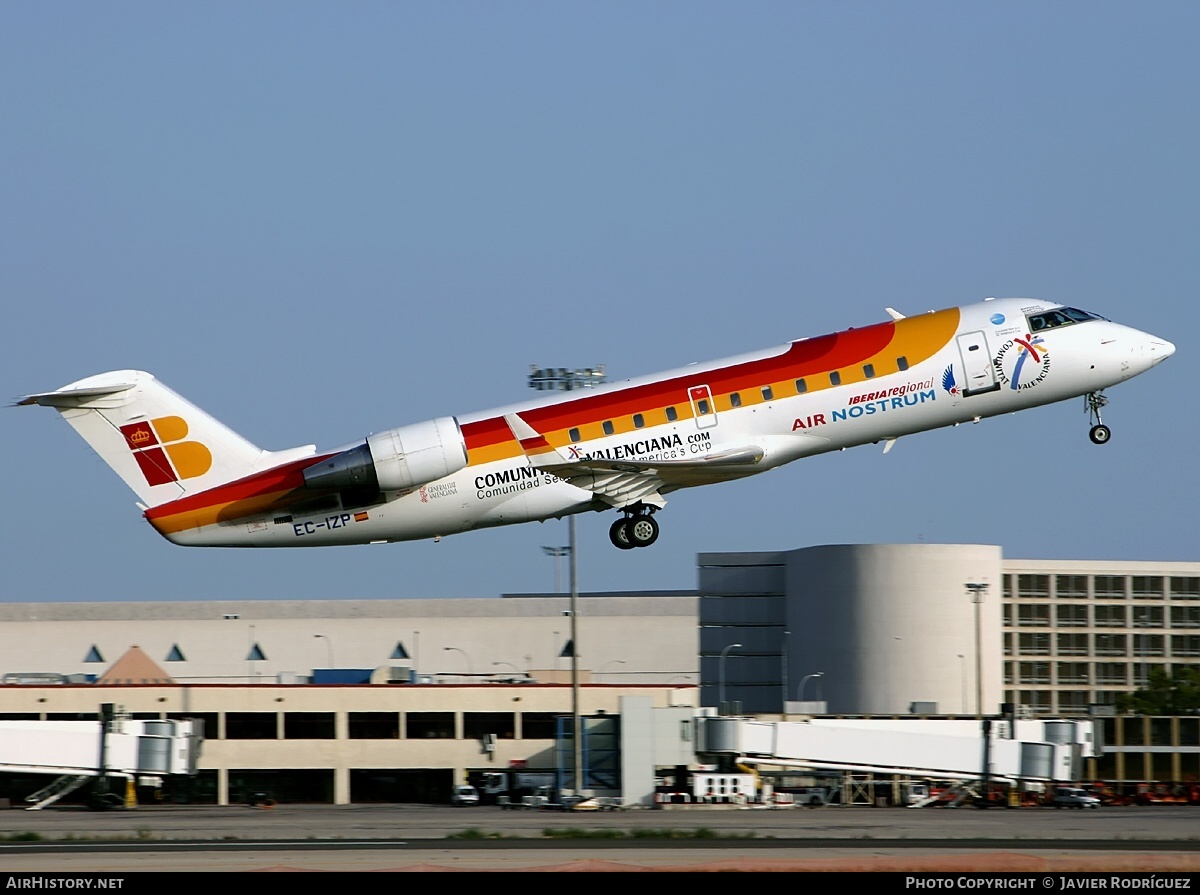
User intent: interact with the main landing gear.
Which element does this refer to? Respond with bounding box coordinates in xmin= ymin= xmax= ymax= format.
xmin=609 ymin=506 xmax=660 ymax=550
xmin=1086 ymin=391 xmax=1111 ymax=445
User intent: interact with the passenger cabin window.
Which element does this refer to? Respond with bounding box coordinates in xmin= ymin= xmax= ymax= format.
xmin=761 ymin=386 xmax=773 ymax=401
xmin=1027 ymin=306 xmax=1106 ymax=332
xmin=730 ymin=393 xmax=742 ymax=408
xmin=568 ymin=427 xmax=580 ymax=443
xmin=697 ymin=399 xmax=710 ymax=415
xmin=795 ymin=378 xmax=807 ymax=394
xmin=897 ymin=356 xmax=909 ymax=371
xmin=602 ymin=420 xmax=614 ymax=436
xmin=665 ymin=406 xmax=678 ymax=422
xmin=863 ymin=364 xmax=875 ymax=378
xmin=829 ymin=371 xmax=841 ymax=386
xmin=633 ymin=413 xmax=645 ymax=429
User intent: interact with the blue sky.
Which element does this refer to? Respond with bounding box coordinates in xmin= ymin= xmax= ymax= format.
xmin=2 ymin=2 xmax=1196 ymax=602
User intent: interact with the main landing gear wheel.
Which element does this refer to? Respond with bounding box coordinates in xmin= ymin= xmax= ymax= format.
xmin=609 ymin=518 xmax=635 ymax=550
xmin=626 ymin=514 xmax=660 ymax=548
xmin=609 ymin=511 xmax=660 ymax=549
xmin=1089 ymin=424 xmax=1111 ymax=445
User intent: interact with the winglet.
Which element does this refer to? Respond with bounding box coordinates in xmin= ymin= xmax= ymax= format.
xmin=503 ymin=413 xmax=564 ymax=466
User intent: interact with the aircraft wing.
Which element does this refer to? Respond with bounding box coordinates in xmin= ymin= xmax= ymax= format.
xmin=504 ymin=413 xmax=764 ymax=510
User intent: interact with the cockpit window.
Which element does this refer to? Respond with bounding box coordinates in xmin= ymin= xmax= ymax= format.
xmin=1027 ymin=307 xmax=1107 ymax=332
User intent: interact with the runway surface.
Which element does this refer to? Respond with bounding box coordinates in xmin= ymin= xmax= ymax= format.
xmin=0 ymin=803 xmax=1196 ymax=872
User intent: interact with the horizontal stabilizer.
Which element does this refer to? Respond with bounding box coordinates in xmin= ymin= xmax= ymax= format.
xmin=17 ymin=380 xmax=138 ymax=408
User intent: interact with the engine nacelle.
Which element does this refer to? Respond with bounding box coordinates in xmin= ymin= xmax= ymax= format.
xmin=303 ymin=417 xmax=468 ymax=494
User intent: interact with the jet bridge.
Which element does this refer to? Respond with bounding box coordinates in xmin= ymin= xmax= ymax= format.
xmin=0 ymin=715 xmax=202 ymax=809
xmin=697 ymin=716 xmax=1096 ymax=784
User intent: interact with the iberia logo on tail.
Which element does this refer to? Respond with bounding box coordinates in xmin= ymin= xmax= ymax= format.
xmin=119 ymin=416 xmax=212 ymax=486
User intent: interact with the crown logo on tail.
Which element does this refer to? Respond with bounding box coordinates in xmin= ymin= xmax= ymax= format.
xmin=120 ymin=416 xmax=211 ymax=486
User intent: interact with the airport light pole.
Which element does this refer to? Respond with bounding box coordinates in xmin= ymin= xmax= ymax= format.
xmin=781 ymin=630 xmax=790 ymax=712
xmin=443 ymin=646 xmax=473 ymax=676
xmin=530 ymin=364 xmax=605 ymax=798
xmin=542 ymin=546 xmax=570 ymax=593
xmin=1134 ymin=607 xmax=1146 ymax=690
xmin=248 ymin=624 xmax=257 ymax=682
xmin=719 ymin=643 xmax=742 ymax=713
xmin=493 ymin=660 xmax=525 ymax=681
xmin=957 ymin=653 xmax=967 ymax=715
xmin=798 ymin=671 xmax=824 ymax=703
xmin=313 ymin=633 xmax=333 ymax=669
xmin=966 ymin=582 xmax=989 ymax=717
xmin=568 ymin=514 xmax=581 ymax=795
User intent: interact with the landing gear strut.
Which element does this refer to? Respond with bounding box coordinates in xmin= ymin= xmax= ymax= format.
xmin=1086 ymin=391 xmax=1111 ymax=445
xmin=609 ymin=505 xmax=660 ymax=549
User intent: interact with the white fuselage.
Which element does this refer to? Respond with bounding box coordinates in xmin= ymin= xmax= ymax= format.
xmin=165 ymin=298 xmax=1173 ymax=547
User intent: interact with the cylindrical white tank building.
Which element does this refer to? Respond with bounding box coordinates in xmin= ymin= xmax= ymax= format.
xmin=699 ymin=543 xmax=1004 ymax=716
xmin=788 ymin=544 xmax=1002 ymax=715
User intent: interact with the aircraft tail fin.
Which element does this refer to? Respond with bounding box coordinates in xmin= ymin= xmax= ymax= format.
xmin=19 ymin=370 xmax=314 ymax=508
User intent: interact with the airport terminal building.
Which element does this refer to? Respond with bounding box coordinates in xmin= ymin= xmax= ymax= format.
xmin=0 ymin=543 xmax=1196 ymax=804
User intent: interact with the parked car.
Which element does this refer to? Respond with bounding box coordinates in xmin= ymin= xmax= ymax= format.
xmin=790 ymin=786 xmax=835 ymax=807
xmin=1053 ymin=787 xmax=1100 ymax=809
xmin=451 ymin=785 xmax=480 ymax=806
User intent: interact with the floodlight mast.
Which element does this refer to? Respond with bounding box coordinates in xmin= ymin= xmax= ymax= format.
xmin=541 ymin=545 xmax=570 ymax=593
xmin=528 ymin=365 xmax=607 ymax=392
xmin=965 ymin=581 xmax=990 ymax=717
xmin=530 ymin=363 xmax=607 ymax=799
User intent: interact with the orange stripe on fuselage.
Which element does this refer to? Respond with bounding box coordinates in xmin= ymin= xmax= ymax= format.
xmin=461 ymin=310 xmax=959 ymax=461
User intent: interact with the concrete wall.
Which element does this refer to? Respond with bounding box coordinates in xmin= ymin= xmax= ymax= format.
xmin=0 ymin=594 xmax=698 ymax=686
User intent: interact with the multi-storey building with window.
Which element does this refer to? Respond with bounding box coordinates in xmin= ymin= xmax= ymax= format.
xmin=1003 ymin=560 xmax=1200 ymax=715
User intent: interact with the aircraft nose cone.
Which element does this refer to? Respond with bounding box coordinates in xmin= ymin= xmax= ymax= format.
xmin=1147 ymin=337 xmax=1175 ymax=365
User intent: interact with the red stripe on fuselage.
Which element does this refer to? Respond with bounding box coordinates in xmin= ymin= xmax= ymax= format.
xmin=144 ymin=453 xmax=336 ymax=521
xmin=462 ymin=321 xmax=895 ymax=450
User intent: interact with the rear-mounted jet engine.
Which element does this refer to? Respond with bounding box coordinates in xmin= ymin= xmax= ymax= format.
xmin=302 ymin=417 xmax=468 ymax=496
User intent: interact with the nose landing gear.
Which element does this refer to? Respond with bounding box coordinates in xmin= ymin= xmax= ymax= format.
xmin=609 ymin=506 xmax=660 ymax=549
xmin=1086 ymin=391 xmax=1111 ymax=445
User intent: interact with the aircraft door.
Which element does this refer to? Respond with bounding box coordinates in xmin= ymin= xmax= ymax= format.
xmin=688 ymin=385 xmax=718 ymax=429
xmin=956 ymin=331 xmax=1001 ymax=397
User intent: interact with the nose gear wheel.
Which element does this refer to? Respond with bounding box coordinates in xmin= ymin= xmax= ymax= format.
xmin=1085 ymin=391 xmax=1111 ymax=445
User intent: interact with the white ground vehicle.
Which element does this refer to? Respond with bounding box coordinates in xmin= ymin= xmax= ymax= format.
xmin=451 ymin=784 xmax=480 ymax=806
xmin=1053 ymin=787 xmax=1100 ymax=809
